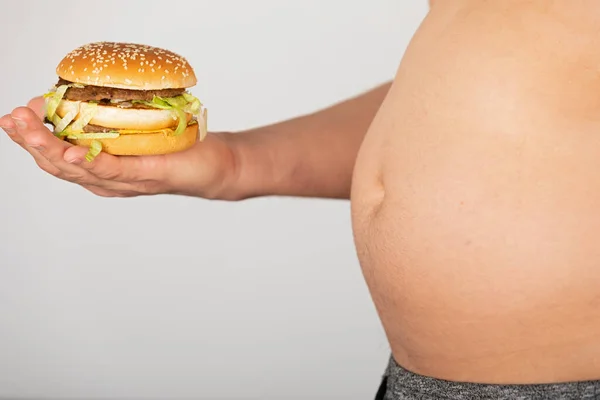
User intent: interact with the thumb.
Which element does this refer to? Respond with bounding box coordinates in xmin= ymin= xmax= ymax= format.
xmin=27 ymin=96 xmax=46 ymax=120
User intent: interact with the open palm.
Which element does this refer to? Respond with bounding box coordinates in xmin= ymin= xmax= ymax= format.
xmin=0 ymin=97 xmax=236 ymax=199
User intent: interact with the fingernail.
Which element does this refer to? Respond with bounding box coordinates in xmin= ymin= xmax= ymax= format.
xmin=67 ymin=158 xmax=82 ymax=165
xmin=12 ymin=117 xmax=27 ymax=129
xmin=1 ymin=127 xmax=15 ymax=136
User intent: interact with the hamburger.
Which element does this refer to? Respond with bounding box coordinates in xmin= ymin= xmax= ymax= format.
xmin=43 ymin=41 xmax=207 ymax=160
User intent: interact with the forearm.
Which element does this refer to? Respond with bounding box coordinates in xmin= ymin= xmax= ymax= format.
xmin=222 ymin=82 xmax=391 ymax=200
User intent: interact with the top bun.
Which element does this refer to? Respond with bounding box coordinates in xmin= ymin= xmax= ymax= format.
xmin=55 ymin=42 xmax=197 ymax=90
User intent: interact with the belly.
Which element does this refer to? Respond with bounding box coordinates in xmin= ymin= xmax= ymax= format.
xmin=351 ymin=1 xmax=600 ymax=384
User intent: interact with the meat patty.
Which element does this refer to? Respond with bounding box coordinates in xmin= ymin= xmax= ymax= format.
xmin=83 ymin=124 xmax=117 ymax=133
xmin=58 ymin=78 xmax=185 ymax=102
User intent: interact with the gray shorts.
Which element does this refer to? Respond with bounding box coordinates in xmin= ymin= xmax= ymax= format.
xmin=375 ymin=355 xmax=600 ymax=400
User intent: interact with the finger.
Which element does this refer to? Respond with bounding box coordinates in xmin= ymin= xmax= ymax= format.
xmin=0 ymin=114 xmax=20 ymax=142
xmin=63 ymin=145 xmax=167 ymax=184
xmin=27 ymin=96 xmax=46 ymax=120
xmin=0 ymin=113 xmax=62 ymax=177
xmin=62 ymin=145 xmax=162 ymax=194
xmin=9 ymin=106 xmax=98 ymax=184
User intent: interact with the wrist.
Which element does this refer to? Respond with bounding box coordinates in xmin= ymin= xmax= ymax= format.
xmin=199 ymin=131 xmax=247 ymax=201
xmin=160 ymin=131 xmax=244 ymax=201
xmin=218 ymin=129 xmax=276 ymax=201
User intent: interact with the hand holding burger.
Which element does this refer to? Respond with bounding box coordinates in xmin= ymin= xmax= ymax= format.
xmin=1 ymin=40 xmax=381 ymax=201
xmin=0 ymin=42 xmax=241 ymax=199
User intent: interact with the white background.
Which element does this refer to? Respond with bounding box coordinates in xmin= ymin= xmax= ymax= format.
xmin=0 ymin=1 xmax=428 ymax=398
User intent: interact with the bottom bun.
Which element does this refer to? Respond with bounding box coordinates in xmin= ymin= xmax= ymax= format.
xmin=67 ymin=124 xmax=199 ymax=156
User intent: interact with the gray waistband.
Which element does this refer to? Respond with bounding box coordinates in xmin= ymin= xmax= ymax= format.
xmin=382 ymin=355 xmax=600 ymax=400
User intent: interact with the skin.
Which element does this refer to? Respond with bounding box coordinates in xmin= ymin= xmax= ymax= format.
xmin=3 ymin=0 xmax=600 ymax=387
xmin=0 ymin=83 xmax=390 ymax=200
xmin=352 ymin=0 xmax=600 ymax=384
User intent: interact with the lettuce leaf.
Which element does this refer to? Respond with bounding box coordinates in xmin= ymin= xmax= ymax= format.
xmin=53 ymin=110 xmax=77 ymax=133
xmin=132 ymin=93 xmax=204 ymax=136
xmin=43 ymin=84 xmax=206 ymax=142
xmin=173 ymin=108 xmax=187 ymax=135
xmin=43 ymin=83 xmax=87 ymax=118
xmin=44 ymin=85 xmax=69 ymax=119
xmin=68 ymin=103 xmax=98 ymax=132
xmin=84 ymin=140 xmax=103 ymax=162
xmin=48 ymin=102 xmax=96 ymax=136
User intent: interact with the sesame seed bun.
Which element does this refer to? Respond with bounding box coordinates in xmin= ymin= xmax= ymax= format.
xmin=66 ymin=123 xmax=201 ymax=156
xmin=56 ymin=42 xmax=197 ymax=90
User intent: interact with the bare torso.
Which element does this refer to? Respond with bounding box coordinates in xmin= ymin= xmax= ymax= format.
xmin=351 ymin=0 xmax=600 ymax=384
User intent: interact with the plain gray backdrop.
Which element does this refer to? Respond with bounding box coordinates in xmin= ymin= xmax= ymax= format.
xmin=0 ymin=1 xmax=428 ymax=398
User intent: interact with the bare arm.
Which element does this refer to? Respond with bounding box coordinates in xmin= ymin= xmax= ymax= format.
xmin=223 ymin=82 xmax=391 ymax=200
xmin=1 ymin=82 xmax=391 ymax=201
